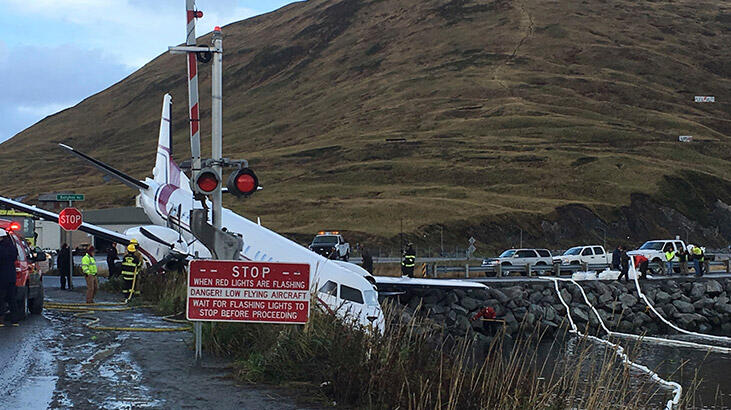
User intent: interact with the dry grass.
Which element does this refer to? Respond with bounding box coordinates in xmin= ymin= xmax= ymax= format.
xmin=199 ymin=301 xmax=693 ymax=409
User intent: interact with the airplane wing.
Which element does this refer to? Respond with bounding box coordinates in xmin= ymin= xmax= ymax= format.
xmin=0 ymin=195 xmax=131 ymax=246
xmin=374 ymin=276 xmax=488 ymax=293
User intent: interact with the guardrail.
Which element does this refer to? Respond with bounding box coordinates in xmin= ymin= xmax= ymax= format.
xmin=429 ymin=259 xmax=731 ymax=278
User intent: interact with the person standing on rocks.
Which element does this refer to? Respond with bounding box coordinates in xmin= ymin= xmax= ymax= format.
xmin=632 ymin=254 xmax=649 ymax=279
xmin=611 ymin=245 xmax=622 ymax=270
xmin=663 ymin=244 xmax=676 ymax=276
xmin=617 ymin=245 xmax=630 ymax=282
xmin=677 ymin=248 xmax=689 ymax=275
xmin=690 ymin=245 xmax=704 ymax=277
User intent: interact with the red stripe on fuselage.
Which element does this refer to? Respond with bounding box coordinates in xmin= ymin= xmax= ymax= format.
xmin=157 ymin=184 xmax=178 ymax=216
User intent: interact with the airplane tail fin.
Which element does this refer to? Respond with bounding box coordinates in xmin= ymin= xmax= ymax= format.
xmin=153 ymin=94 xmax=190 ymax=190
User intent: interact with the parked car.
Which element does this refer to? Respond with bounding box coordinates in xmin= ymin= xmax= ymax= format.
xmin=482 ymin=248 xmax=553 ymax=275
xmin=553 ymin=245 xmax=612 ymax=266
xmin=0 ymin=220 xmax=45 ymax=319
xmin=627 ymin=239 xmax=686 ymax=274
xmin=309 ymin=231 xmax=350 ymax=261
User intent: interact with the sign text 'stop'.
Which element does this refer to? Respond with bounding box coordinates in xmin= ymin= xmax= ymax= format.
xmin=58 ymin=207 xmax=83 ymax=231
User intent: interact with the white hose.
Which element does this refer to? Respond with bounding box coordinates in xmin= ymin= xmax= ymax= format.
xmin=546 ymin=277 xmax=682 ymax=409
xmin=630 ymin=264 xmax=731 ymax=344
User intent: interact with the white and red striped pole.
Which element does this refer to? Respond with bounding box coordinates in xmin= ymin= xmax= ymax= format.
xmin=186 ymin=0 xmax=202 ymax=181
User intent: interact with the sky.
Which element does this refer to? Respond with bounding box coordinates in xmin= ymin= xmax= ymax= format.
xmin=0 ymin=0 xmax=297 ymax=143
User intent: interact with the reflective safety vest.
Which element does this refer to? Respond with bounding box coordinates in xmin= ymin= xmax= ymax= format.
xmin=402 ymin=254 xmax=416 ymax=268
xmin=121 ymin=254 xmax=139 ymax=276
xmin=81 ymin=254 xmax=97 ymax=276
xmin=692 ymin=247 xmax=704 ymax=261
xmin=665 ymin=251 xmax=676 ymax=261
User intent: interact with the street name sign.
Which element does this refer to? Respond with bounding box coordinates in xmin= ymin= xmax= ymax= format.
xmin=694 ymin=96 xmax=715 ymax=103
xmin=56 ymin=194 xmax=85 ymax=201
xmin=187 ymin=260 xmax=310 ymax=324
xmin=58 ymin=207 xmax=83 ymax=231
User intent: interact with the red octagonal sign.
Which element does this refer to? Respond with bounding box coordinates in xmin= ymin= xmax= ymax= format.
xmin=59 ymin=207 xmax=83 ymax=231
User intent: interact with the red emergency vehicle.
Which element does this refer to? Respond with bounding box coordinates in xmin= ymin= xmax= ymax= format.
xmin=1 ymin=219 xmax=44 ymax=317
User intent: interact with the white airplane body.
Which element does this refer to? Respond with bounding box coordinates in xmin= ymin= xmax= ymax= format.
xmin=1 ymin=94 xmax=487 ymax=332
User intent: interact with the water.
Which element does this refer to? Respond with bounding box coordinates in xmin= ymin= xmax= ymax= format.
xmin=535 ymin=333 xmax=730 ymax=408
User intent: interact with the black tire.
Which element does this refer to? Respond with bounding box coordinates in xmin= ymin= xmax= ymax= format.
xmin=29 ymin=285 xmax=43 ymax=315
xmin=15 ymin=285 xmax=28 ymax=321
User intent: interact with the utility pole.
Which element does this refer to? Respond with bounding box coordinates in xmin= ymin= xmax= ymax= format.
xmin=440 ymin=225 xmax=444 ymax=257
xmin=519 ymin=228 xmax=523 ymax=248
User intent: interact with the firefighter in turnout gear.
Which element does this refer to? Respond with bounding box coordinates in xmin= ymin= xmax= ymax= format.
xmin=401 ymin=243 xmax=416 ymax=278
xmin=121 ymin=244 xmax=142 ymax=299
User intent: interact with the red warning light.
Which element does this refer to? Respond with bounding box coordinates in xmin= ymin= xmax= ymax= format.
xmin=195 ymin=11 xmax=204 ymax=18
xmin=226 ymin=168 xmax=258 ymax=197
xmin=214 ymin=26 xmax=221 ymax=31
xmin=196 ymin=171 xmax=219 ymax=193
xmin=8 ymin=222 xmax=21 ymax=231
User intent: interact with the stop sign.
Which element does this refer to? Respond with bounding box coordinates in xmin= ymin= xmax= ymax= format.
xmin=59 ymin=207 xmax=83 ymax=231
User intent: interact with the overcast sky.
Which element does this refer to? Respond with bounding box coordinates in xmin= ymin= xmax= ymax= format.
xmin=0 ymin=0 xmax=297 ymax=143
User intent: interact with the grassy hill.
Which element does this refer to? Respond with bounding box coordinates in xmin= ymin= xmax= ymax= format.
xmin=1 ymin=0 xmax=729 ymax=253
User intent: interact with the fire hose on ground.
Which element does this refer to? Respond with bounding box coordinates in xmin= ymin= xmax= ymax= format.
xmin=44 ymin=300 xmax=191 ymax=332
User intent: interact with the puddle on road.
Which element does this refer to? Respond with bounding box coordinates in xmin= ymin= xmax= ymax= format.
xmin=2 ymin=347 xmax=58 ymax=409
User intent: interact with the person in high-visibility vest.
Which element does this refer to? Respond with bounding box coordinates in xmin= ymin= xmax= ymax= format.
xmin=664 ymin=245 xmax=676 ymax=276
xmin=691 ymin=245 xmax=704 ymax=277
xmin=121 ymin=244 xmax=142 ymax=298
xmin=81 ymin=246 xmax=98 ymax=304
xmin=401 ymin=243 xmax=416 ymax=278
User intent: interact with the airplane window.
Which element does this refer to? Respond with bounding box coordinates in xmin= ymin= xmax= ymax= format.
xmin=318 ymin=281 xmax=337 ymax=296
xmin=340 ymin=285 xmax=364 ymax=304
xmin=363 ymin=290 xmax=379 ymax=306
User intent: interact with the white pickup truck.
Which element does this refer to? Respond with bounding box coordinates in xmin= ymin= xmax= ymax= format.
xmin=553 ymin=245 xmax=612 ymax=266
xmin=309 ymin=231 xmax=350 ymax=261
xmin=628 ymin=239 xmax=687 ymax=274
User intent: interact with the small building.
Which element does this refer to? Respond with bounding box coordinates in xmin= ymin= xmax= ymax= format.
xmin=35 ymin=207 xmax=151 ymax=253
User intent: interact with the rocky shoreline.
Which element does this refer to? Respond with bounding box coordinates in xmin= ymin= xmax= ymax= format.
xmin=391 ymin=278 xmax=731 ymax=347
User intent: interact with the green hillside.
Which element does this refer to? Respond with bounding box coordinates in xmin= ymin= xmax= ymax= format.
xmin=1 ymin=0 xmax=729 ymax=252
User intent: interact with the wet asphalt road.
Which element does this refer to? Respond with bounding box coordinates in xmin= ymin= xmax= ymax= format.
xmin=0 ymin=276 xmax=318 ymax=409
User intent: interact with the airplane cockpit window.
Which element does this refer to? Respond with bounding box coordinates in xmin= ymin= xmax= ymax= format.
xmin=340 ymin=285 xmax=364 ymax=304
xmin=363 ymin=290 xmax=379 ymax=306
xmin=319 ymin=280 xmax=337 ymax=296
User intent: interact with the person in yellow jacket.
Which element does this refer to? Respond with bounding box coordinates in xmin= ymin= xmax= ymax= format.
xmin=663 ymin=244 xmax=676 ymax=276
xmin=81 ymin=246 xmax=98 ymax=303
xmin=121 ymin=244 xmax=143 ymax=298
xmin=691 ymin=245 xmax=705 ymax=277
